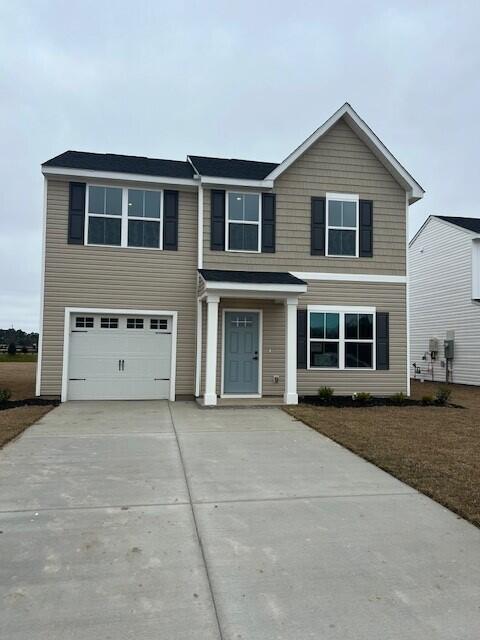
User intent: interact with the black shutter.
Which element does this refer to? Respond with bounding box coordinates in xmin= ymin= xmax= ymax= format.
xmin=311 ymin=197 xmax=326 ymax=255
xmin=68 ymin=182 xmax=86 ymax=245
xmin=163 ymin=190 xmax=178 ymax=250
xmin=359 ymin=199 xmax=373 ymax=257
xmin=261 ymin=193 xmax=276 ymax=253
xmin=210 ymin=190 xmax=225 ymax=250
xmin=376 ymin=312 xmax=389 ymax=370
xmin=297 ymin=309 xmax=307 ymax=369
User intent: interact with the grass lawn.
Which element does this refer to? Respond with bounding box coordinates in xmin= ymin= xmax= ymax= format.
xmin=0 ymin=353 xmax=37 ymax=363
xmin=0 ymin=361 xmax=54 ymax=448
xmin=286 ymin=380 xmax=480 ymax=528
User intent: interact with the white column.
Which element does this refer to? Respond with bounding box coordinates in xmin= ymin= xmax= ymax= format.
xmin=284 ymin=297 xmax=298 ymax=405
xmin=204 ymin=295 xmax=219 ymax=406
xmin=194 ymin=298 xmax=202 ymax=397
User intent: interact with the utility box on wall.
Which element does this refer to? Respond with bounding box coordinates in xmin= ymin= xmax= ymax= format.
xmin=444 ymin=340 xmax=454 ymax=360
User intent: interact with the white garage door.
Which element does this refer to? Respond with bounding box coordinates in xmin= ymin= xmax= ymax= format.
xmin=67 ymin=313 xmax=173 ymax=400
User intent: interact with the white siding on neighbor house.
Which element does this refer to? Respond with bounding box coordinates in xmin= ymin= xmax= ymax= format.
xmin=409 ymin=217 xmax=480 ymax=385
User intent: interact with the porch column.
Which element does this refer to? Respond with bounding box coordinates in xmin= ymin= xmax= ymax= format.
xmin=204 ymin=294 xmax=219 ymax=406
xmin=284 ymin=296 xmax=298 ymax=405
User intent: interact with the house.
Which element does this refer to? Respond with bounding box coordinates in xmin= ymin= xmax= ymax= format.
xmin=409 ymin=215 xmax=480 ymax=385
xmin=36 ymin=103 xmax=424 ymax=406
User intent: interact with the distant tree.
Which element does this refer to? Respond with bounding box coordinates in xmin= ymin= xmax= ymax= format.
xmin=7 ymin=342 xmax=16 ymax=356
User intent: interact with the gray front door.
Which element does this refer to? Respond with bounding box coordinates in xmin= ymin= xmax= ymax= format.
xmin=224 ymin=311 xmax=260 ymax=394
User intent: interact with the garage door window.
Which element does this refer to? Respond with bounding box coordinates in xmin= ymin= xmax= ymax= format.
xmin=151 ymin=319 xmax=168 ymax=330
xmin=127 ymin=318 xmax=144 ymax=329
xmin=100 ymin=317 xmax=119 ymax=328
xmin=75 ymin=317 xmax=94 ymax=328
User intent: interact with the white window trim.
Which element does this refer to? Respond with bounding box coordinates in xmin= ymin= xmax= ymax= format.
xmin=225 ymin=190 xmax=262 ymax=253
xmin=307 ymin=305 xmax=376 ymax=371
xmin=84 ymin=183 xmax=164 ymax=251
xmin=325 ymin=192 xmax=359 ymax=258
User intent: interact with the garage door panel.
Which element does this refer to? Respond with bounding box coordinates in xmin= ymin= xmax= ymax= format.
xmin=67 ymin=314 xmax=173 ymax=401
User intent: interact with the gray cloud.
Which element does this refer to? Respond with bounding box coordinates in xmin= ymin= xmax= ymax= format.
xmin=1 ymin=0 xmax=479 ymax=330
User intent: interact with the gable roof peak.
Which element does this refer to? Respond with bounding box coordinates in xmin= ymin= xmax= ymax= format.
xmin=265 ymin=103 xmax=424 ymax=204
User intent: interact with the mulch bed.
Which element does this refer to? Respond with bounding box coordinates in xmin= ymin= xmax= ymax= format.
xmin=299 ymin=396 xmax=462 ymax=408
xmin=0 ymin=398 xmax=60 ymax=412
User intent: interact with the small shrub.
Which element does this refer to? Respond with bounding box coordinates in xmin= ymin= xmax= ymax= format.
xmin=317 ymin=386 xmax=334 ymax=402
xmin=391 ymin=392 xmax=407 ymax=405
xmin=7 ymin=342 xmax=16 ymax=356
xmin=21 ymin=346 xmax=28 ymax=354
xmin=435 ymin=385 xmax=452 ymax=405
xmin=421 ymin=394 xmax=434 ymax=406
xmin=353 ymin=392 xmax=372 ymax=405
xmin=0 ymin=388 xmax=12 ymax=403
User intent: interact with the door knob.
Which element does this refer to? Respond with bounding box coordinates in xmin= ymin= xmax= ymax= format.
xmin=252 ymin=356 xmax=258 ymax=361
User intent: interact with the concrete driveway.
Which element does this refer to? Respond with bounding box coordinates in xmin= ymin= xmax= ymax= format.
xmin=1 ymin=401 xmax=479 ymax=639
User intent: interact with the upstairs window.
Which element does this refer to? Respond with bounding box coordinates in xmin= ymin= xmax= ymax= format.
xmin=226 ymin=192 xmax=261 ymax=252
xmin=87 ymin=186 xmax=122 ymax=246
xmin=326 ymin=193 xmax=358 ymax=257
xmin=127 ymin=189 xmax=162 ymax=249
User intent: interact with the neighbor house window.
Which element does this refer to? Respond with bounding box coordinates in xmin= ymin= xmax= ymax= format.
xmin=127 ymin=189 xmax=162 ymax=249
xmin=326 ymin=193 xmax=358 ymax=257
xmin=308 ymin=306 xmax=375 ymax=369
xmin=75 ymin=317 xmax=94 ymax=328
xmin=127 ymin=318 xmax=144 ymax=329
xmin=87 ymin=186 xmax=122 ymax=246
xmin=226 ymin=192 xmax=261 ymax=252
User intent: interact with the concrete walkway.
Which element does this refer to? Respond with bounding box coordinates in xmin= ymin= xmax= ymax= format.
xmin=1 ymin=401 xmax=479 ymax=639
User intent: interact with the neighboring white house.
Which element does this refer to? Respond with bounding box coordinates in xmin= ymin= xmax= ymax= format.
xmin=409 ymin=215 xmax=480 ymax=385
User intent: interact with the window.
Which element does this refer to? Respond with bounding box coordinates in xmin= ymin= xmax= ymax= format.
xmin=85 ymin=185 xmax=164 ymax=250
xmin=127 ymin=318 xmax=144 ymax=329
xmin=230 ymin=315 xmax=253 ymax=328
xmin=87 ymin=186 xmax=122 ymax=246
xmin=150 ymin=318 xmax=168 ymax=330
xmin=326 ymin=193 xmax=358 ymax=257
xmin=345 ymin=313 xmax=374 ymax=368
xmin=226 ymin=192 xmax=260 ymax=252
xmin=75 ymin=317 xmax=94 ymax=328
xmin=309 ymin=312 xmax=340 ymax=368
xmin=128 ymin=189 xmax=162 ymax=249
xmin=100 ymin=317 xmax=119 ymax=329
xmin=308 ymin=306 xmax=375 ymax=370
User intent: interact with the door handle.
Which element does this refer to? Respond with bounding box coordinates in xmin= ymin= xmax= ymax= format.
xmin=118 ymin=359 xmax=121 ymax=371
xmin=122 ymin=359 xmax=125 ymax=371
xmin=252 ymin=356 xmax=258 ymax=361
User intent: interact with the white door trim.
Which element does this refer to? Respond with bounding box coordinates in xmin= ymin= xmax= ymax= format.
xmin=220 ymin=308 xmax=263 ymax=398
xmin=61 ymin=307 xmax=178 ymax=402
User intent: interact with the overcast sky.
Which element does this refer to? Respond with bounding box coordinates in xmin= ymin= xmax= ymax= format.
xmin=1 ymin=1 xmax=479 ymax=331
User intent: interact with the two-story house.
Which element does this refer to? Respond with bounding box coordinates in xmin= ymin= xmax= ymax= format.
xmin=36 ymin=103 xmax=424 ymax=406
xmin=409 ymin=215 xmax=480 ymax=385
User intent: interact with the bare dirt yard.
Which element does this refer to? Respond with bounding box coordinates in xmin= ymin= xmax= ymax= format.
xmin=0 ymin=362 xmax=53 ymax=448
xmin=286 ymin=380 xmax=480 ymax=528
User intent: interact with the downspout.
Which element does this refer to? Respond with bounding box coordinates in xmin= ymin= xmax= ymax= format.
xmin=35 ymin=175 xmax=47 ymax=396
xmin=406 ymin=191 xmax=411 ymax=396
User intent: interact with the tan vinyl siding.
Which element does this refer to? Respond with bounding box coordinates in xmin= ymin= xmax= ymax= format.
xmin=198 ymin=282 xmax=406 ymax=398
xmin=203 ymin=118 xmax=406 ymax=275
xmin=298 ymin=281 xmax=407 ymax=395
xmin=40 ymin=179 xmax=198 ymax=396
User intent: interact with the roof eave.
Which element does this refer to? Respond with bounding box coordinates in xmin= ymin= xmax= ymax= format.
xmin=41 ymin=165 xmax=198 ymax=187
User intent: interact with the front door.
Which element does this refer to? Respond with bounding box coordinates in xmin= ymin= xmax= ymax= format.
xmin=224 ymin=311 xmax=260 ymax=394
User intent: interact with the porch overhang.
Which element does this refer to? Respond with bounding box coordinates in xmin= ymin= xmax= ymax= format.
xmin=198 ymin=269 xmax=307 ymax=299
